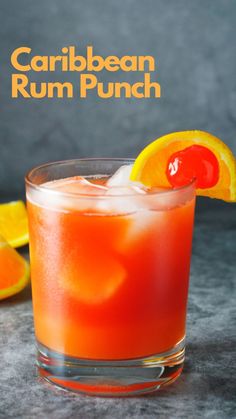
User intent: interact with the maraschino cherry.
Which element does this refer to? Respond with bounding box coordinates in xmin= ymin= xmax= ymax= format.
xmin=166 ymin=145 xmax=219 ymax=188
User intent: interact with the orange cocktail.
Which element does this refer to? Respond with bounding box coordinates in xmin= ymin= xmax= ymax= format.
xmin=26 ymin=159 xmax=195 ymax=395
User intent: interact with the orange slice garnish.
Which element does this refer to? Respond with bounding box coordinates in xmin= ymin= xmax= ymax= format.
xmin=0 ymin=235 xmax=30 ymax=300
xmin=130 ymin=130 xmax=236 ymax=201
xmin=0 ymin=201 xmax=29 ymax=247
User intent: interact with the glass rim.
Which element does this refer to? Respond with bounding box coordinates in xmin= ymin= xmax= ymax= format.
xmin=25 ymin=158 xmax=196 ymax=199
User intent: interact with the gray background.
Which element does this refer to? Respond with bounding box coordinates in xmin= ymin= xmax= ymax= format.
xmin=0 ymin=0 xmax=236 ymax=204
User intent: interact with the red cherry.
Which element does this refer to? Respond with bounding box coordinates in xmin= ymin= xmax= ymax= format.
xmin=166 ymin=145 xmax=219 ymax=188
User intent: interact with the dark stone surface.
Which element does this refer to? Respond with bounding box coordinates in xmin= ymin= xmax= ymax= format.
xmin=0 ymin=0 xmax=236 ymax=201
xmin=0 ymin=206 xmax=235 ymax=418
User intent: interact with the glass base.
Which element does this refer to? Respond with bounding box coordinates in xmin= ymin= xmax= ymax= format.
xmin=37 ymin=340 xmax=185 ymax=396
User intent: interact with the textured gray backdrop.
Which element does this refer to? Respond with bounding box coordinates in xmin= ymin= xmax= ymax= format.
xmin=0 ymin=0 xmax=236 ymax=204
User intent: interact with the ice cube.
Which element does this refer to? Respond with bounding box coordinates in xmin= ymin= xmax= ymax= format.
xmin=93 ymin=164 xmax=149 ymax=215
xmin=107 ymin=165 xmax=146 ymax=190
xmin=60 ymin=250 xmax=126 ymax=303
xmin=116 ymin=209 xmax=167 ymax=252
xmin=44 ymin=176 xmax=108 ymax=195
xmin=106 ymin=185 xmax=146 ymax=196
xmin=107 ymin=165 xmax=133 ymax=187
xmin=27 ymin=176 xmax=108 ymax=212
xmin=95 ymin=185 xmax=147 ymax=214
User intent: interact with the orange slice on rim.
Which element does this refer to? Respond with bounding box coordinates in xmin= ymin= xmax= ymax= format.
xmin=0 ymin=235 xmax=30 ymax=300
xmin=130 ymin=130 xmax=236 ymax=202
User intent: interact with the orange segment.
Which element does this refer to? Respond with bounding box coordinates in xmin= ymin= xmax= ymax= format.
xmin=0 ymin=235 xmax=30 ymax=300
xmin=130 ymin=130 xmax=236 ymax=202
xmin=0 ymin=201 xmax=29 ymax=247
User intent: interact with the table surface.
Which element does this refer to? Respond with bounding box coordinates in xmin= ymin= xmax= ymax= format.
xmin=1 ymin=205 xmax=236 ymax=419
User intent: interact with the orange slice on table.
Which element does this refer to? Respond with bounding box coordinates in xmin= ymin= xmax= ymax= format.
xmin=0 ymin=235 xmax=30 ymax=300
xmin=0 ymin=201 xmax=29 ymax=247
xmin=130 ymin=130 xmax=236 ymax=202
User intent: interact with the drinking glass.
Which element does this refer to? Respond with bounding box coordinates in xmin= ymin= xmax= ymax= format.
xmin=25 ymin=158 xmax=195 ymax=396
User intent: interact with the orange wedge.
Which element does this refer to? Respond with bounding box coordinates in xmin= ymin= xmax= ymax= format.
xmin=130 ymin=130 xmax=236 ymax=202
xmin=0 ymin=201 xmax=29 ymax=247
xmin=0 ymin=235 xmax=30 ymax=300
